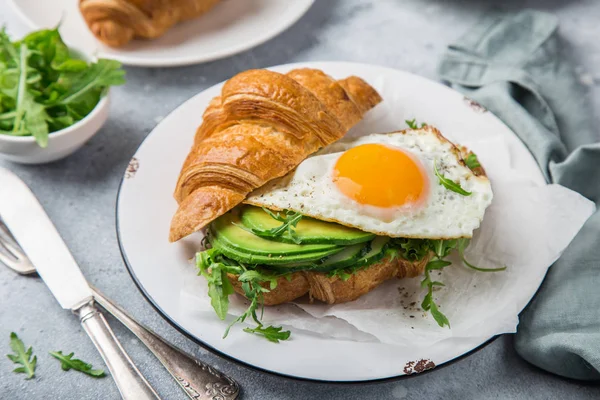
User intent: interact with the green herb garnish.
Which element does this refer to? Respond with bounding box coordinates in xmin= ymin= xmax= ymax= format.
xmin=392 ymin=238 xmax=430 ymax=262
xmin=243 ymin=325 xmax=291 ymax=343
xmin=199 ymin=212 xmax=507 ymax=337
xmin=250 ymin=208 xmax=304 ymax=244
xmin=419 ymin=240 xmax=460 ymax=328
xmin=433 ymin=160 xmax=472 ymax=196
xmin=0 ymin=28 xmax=125 ymax=147
xmin=419 ymin=238 xmax=507 ymax=327
xmin=222 ymin=265 xmax=289 ymax=339
xmin=49 ymin=351 xmax=105 ymax=378
xmin=196 ymin=249 xmax=291 ymax=342
xmin=457 ymin=238 xmax=507 ymax=272
xmin=7 ymin=332 xmax=37 ymax=379
xmin=327 ymin=264 xmax=360 ymax=281
xmin=464 ymin=153 xmax=481 ymax=170
xmin=197 ymin=248 xmax=235 ymax=320
xmin=406 ymin=119 xmax=427 ymax=129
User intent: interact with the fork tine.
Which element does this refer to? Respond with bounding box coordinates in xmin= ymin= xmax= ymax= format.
xmin=0 ymin=218 xmax=37 ymax=275
xmin=0 ymin=219 xmax=24 ymax=259
xmin=0 ymin=236 xmax=21 ymax=269
xmin=0 ymin=234 xmax=25 ymax=260
xmin=0 ymin=243 xmax=17 ymax=265
xmin=0 ymin=218 xmax=18 ymax=244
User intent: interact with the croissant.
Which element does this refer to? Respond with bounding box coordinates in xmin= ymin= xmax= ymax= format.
xmin=228 ymin=254 xmax=431 ymax=306
xmin=170 ymin=68 xmax=382 ymax=242
xmin=79 ymin=0 xmax=221 ymax=47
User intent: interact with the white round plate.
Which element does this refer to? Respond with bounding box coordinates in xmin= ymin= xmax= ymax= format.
xmin=8 ymin=0 xmax=314 ymax=67
xmin=116 ymin=62 xmax=545 ymax=382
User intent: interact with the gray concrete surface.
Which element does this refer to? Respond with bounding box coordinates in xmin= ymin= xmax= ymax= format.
xmin=1 ymin=0 xmax=600 ymax=399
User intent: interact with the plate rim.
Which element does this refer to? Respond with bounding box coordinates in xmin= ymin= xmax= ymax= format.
xmin=7 ymin=0 xmax=315 ymax=67
xmin=115 ymin=60 xmax=547 ymax=382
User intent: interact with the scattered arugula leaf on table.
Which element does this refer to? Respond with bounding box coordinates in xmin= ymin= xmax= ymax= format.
xmin=6 ymin=332 xmax=37 ymax=379
xmin=49 ymin=351 xmax=106 ymax=378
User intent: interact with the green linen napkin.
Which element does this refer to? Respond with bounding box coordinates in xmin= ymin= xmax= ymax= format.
xmin=438 ymin=10 xmax=600 ymax=380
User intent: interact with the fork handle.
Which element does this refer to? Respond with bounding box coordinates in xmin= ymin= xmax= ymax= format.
xmin=90 ymin=287 xmax=240 ymax=400
xmin=76 ymin=300 xmax=161 ymax=400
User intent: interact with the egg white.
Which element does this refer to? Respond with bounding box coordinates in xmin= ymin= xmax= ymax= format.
xmin=245 ymin=127 xmax=493 ymax=239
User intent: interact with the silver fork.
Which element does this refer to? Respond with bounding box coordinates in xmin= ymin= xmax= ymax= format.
xmin=0 ymin=218 xmax=240 ymax=400
xmin=0 ymin=219 xmax=36 ymax=274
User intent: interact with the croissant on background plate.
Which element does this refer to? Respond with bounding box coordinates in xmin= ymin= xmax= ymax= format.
xmin=170 ymin=68 xmax=382 ymax=242
xmin=79 ymin=0 xmax=222 ymax=47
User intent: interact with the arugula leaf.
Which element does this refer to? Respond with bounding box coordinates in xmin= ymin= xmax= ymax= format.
xmin=209 ymin=264 xmax=235 ymax=320
xmin=457 ymin=238 xmax=507 ymax=272
xmin=429 ymin=239 xmax=458 ymax=259
xmin=238 ymin=269 xmax=280 ymax=290
xmin=196 ymin=248 xmax=292 ymax=342
xmin=0 ymin=28 xmax=18 ymax=65
xmin=406 ymin=119 xmax=427 ymax=129
xmin=429 ymin=300 xmax=450 ymax=328
xmin=49 ymin=351 xmax=105 ymax=378
xmin=328 ymin=268 xmax=352 ymax=281
xmin=197 ymin=249 xmax=236 ymax=320
xmin=9 ymin=43 xmax=50 ymax=146
xmin=0 ymin=28 xmax=125 ymax=147
xmin=418 ymin=239 xmax=464 ymax=328
xmin=420 ymin=257 xmax=451 ymax=328
xmin=21 ymin=28 xmax=87 ymax=81
xmin=391 ymin=238 xmax=430 ymax=261
xmin=243 ymin=325 xmax=291 ymax=343
xmin=7 ymin=332 xmax=37 ymax=379
xmin=464 ymin=153 xmax=481 ymax=170
xmin=223 ymin=265 xmax=270 ymax=338
xmin=51 ymin=59 xmax=125 ymax=106
xmin=250 ymin=208 xmax=304 ymax=244
xmin=433 ymin=160 xmax=472 ymax=196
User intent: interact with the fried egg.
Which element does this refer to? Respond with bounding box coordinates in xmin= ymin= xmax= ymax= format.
xmin=245 ymin=127 xmax=493 ymax=239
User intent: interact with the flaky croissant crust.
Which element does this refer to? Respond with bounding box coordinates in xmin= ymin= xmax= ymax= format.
xmin=79 ymin=0 xmax=221 ymax=47
xmin=169 ymin=68 xmax=382 ymax=242
xmin=227 ymin=254 xmax=432 ymax=306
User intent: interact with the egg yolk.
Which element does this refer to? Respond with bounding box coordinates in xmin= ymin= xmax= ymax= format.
xmin=333 ymin=144 xmax=428 ymax=208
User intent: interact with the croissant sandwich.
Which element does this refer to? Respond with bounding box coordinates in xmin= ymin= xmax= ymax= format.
xmin=170 ymin=68 xmax=382 ymax=242
xmin=79 ymin=0 xmax=221 ymax=47
xmin=175 ymin=68 xmax=496 ymax=341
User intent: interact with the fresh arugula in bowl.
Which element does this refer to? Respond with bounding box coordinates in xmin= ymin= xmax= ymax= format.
xmin=0 ymin=28 xmax=125 ymax=147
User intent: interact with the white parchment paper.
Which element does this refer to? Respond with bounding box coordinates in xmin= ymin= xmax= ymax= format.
xmin=179 ymin=133 xmax=595 ymax=347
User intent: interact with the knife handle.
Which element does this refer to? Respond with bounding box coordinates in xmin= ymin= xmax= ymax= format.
xmin=76 ymin=300 xmax=161 ymax=400
xmin=90 ymin=287 xmax=240 ymax=400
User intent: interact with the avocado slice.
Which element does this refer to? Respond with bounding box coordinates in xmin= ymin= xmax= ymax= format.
xmin=209 ymin=211 xmax=343 ymax=265
xmin=351 ymin=236 xmax=390 ymax=267
xmin=240 ymin=206 xmax=376 ymax=245
xmin=210 ymin=230 xmax=341 ymax=266
xmin=311 ymin=243 xmax=370 ymax=272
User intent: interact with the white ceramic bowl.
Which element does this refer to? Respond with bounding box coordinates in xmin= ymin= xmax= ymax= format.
xmin=0 ymin=92 xmax=110 ymax=164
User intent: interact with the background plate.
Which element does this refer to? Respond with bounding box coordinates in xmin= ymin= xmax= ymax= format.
xmin=8 ymin=0 xmax=314 ymax=67
xmin=116 ymin=62 xmax=545 ymax=382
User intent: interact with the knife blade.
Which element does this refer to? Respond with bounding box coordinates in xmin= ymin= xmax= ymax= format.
xmin=0 ymin=168 xmax=91 ymax=310
xmin=0 ymin=167 xmax=160 ymax=400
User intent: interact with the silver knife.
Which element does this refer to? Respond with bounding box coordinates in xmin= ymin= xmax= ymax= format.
xmin=0 ymin=167 xmax=160 ymax=400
